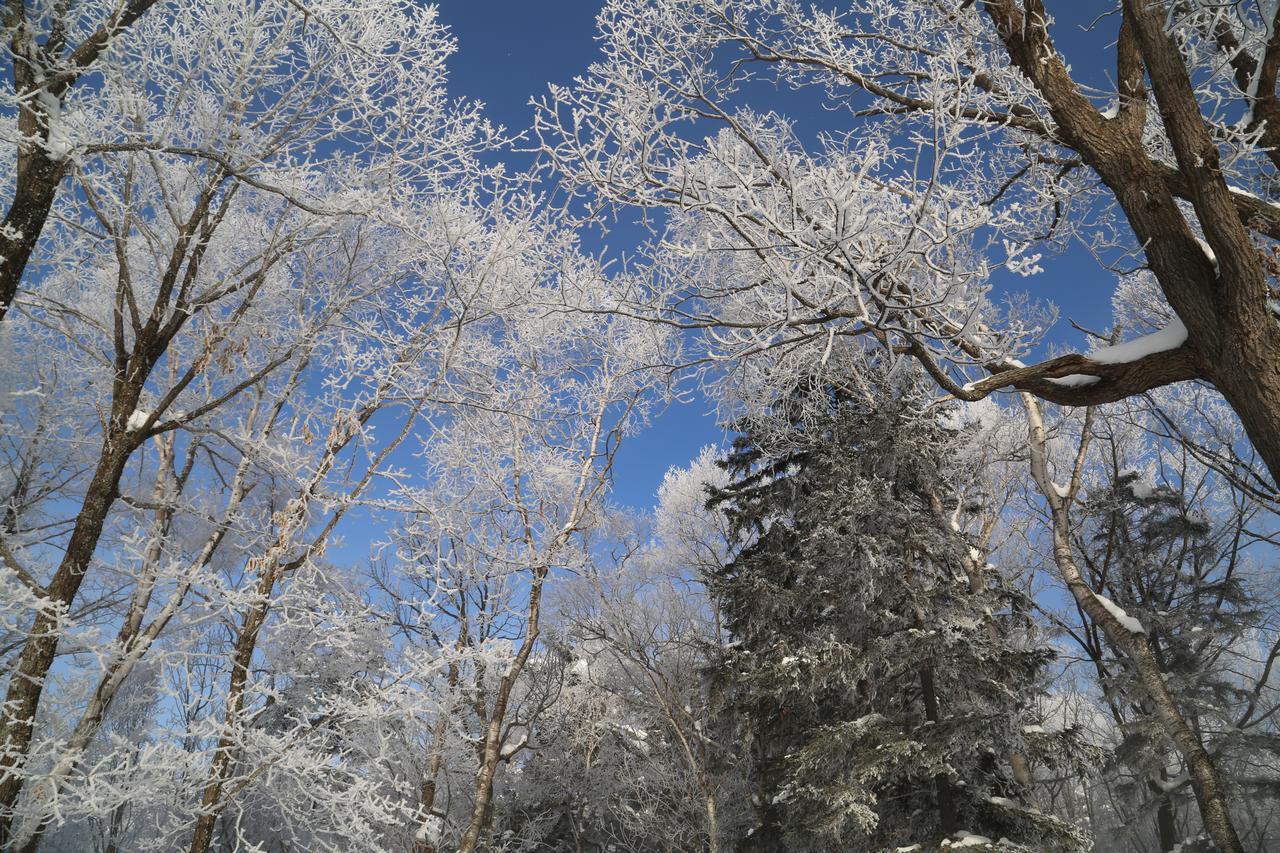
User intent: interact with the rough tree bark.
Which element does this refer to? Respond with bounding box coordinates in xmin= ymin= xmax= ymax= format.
xmin=972 ymin=0 xmax=1280 ymax=489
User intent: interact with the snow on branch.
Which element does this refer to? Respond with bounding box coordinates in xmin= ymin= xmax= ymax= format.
xmin=1095 ymin=593 xmax=1146 ymax=634
xmin=1086 ymin=319 xmax=1188 ymax=366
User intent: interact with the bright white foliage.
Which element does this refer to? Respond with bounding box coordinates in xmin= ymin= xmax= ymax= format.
xmin=2 ymin=2 xmax=1279 ymax=852
xmin=0 ymin=2 xmax=673 ymax=850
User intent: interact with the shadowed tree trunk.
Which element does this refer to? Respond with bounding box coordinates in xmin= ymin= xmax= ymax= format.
xmin=919 ymin=664 xmax=958 ymax=838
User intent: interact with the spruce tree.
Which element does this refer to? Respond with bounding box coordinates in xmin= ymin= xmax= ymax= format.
xmin=707 ymin=375 xmax=1084 ymax=852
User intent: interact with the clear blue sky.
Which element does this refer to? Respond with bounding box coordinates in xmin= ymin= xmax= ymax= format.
xmin=436 ymin=1 xmax=1122 ymax=510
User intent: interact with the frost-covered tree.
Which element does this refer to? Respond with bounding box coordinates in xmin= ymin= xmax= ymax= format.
xmin=537 ymin=0 xmax=1280 ymax=490
xmin=1 ymin=4 xmax=1276 ymax=852
xmin=0 ymin=0 xmax=161 ymax=320
xmin=493 ymin=632 xmax=740 ymax=853
xmin=538 ymin=7 xmax=1280 ymax=846
xmin=544 ymin=508 xmax=750 ymax=853
xmin=0 ymin=0 xmax=487 ymax=323
xmin=366 ymin=223 xmax=671 ymax=852
xmin=0 ymin=3 xmax=497 ymax=847
xmin=705 ymin=371 xmax=1081 ymax=852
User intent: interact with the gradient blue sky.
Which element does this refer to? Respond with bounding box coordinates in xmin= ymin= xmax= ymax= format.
xmin=436 ymin=1 xmax=1121 ymax=509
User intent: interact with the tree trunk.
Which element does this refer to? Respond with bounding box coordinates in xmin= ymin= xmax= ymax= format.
xmin=0 ymin=427 xmax=138 ymax=844
xmin=1022 ymin=395 xmax=1243 ymax=853
xmin=658 ymin=688 xmax=723 ymax=853
xmin=919 ymin=664 xmax=958 ymax=838
xmin=455 ymin=569 xmax=548 ymax=853
xmin=455 ymin=714 xmax=504 ymax=853
xmin=102 ymin=794 xmax=130 ymax=853
xmin=705 ymin=790 xmax=721 ymax=853
xmin=1008 ymin=752 xmax=1035 ymax=796
xmin=1206 ymin=337 xmax=1280 ymax=491
xmin=0 ymin=150 xmax=64 ymax=323
xmin=6 ymin=437 xmax=188 ymax=853
xmin=0 ymin=197 xmax=206 ymax=838
xmin=0 ymin=0 xmax=163 ymax=323
xmin=943 ymin=503 xmax=1039 ymax=808
xmin=413 ymin=742 xmax=446 ymax=853
xmin=980 ymin=0 xmax=1280 ymax=492
xmin=1154 ymin=784 xmax=1178 ymax=853
xmin=187 ymin=399 xmax=382 ymax=853
xmin=187 ymin=569 xmax=277 ymax=853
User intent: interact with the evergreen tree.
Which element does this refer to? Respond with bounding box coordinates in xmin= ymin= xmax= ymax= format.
xmin=707 ymin=376 xmax=1084 ymax=852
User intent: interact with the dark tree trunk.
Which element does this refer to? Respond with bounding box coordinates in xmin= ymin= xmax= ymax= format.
xmin=1155 ymin=787 xmax=1179 ymax=853
xmin=0 ymin=0 xmax=163 ymax=322
xmin=0 ymin=150 xmax=65 ymax=323
xmin=919 ymin=664 xmax=958 ymax=838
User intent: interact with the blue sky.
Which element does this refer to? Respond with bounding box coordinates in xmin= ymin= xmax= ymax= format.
xmin=435 ymin=1 xmax=1124 ymax=510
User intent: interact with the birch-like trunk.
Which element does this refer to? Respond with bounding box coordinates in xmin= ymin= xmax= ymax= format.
xmin=1021 ymin=394 xmax=1242 ymax=853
